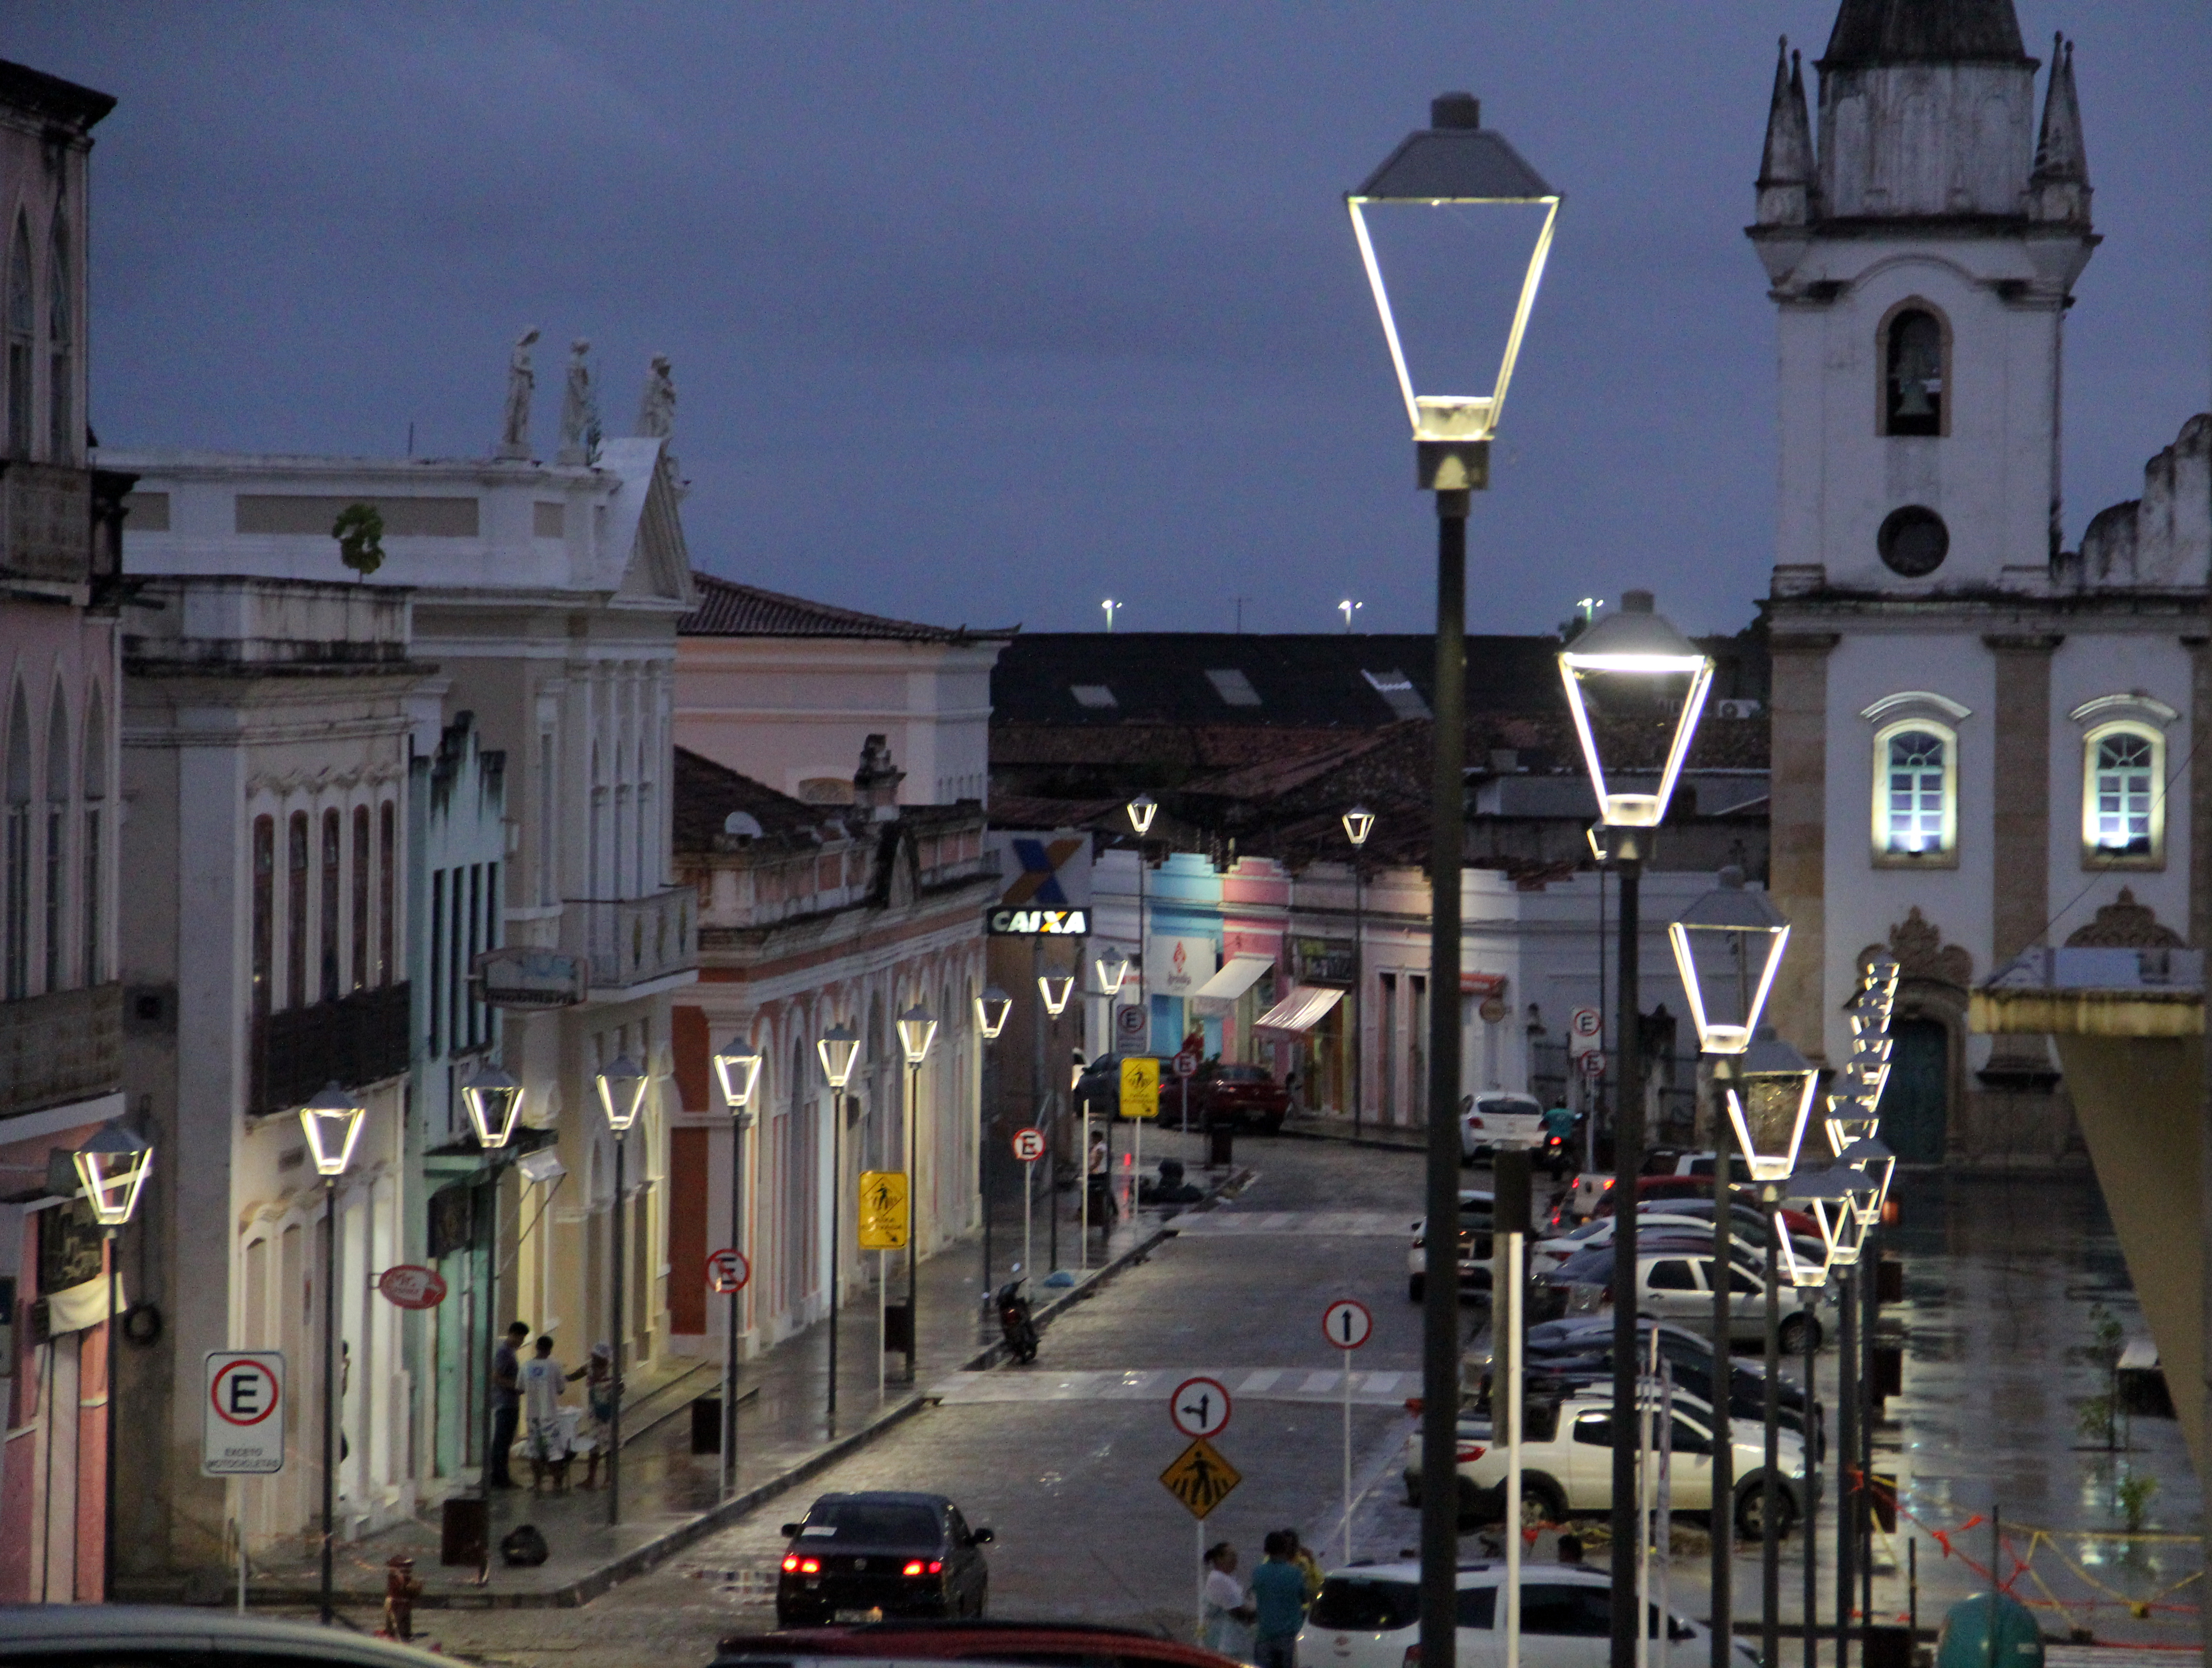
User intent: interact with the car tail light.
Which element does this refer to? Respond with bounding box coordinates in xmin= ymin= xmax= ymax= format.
xmin=902 ymin=1559 xmax=943 ymax=1576
xmin=1405 ymin=1397 xmax=1423 ymax=1414
xmin=782 ymin=1554 xmax=798 ymax=1572
xmin=1457 ymin=1443 xmax=1486 ymax=1462
xmin=783 ymin=1554 xmax=821 ymax=1574
xmin=1603 ymin=1178 xmax=1615 ymax=1190
xmin=1468 ymin=1116 xmax=1485 ymax=1129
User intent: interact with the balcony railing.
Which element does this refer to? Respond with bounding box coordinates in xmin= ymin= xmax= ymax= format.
xmin=254 ymin=982 xmax=412 ymax=1118
xmin=560 ymin=889 xmax=698 ymax=994
xmin=0 ymin=459 xmax=93 ymax=588
xmin=0 ymin=983 xmax=121 ymax=1120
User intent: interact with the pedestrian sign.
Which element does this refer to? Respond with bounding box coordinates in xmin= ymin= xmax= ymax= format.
xmin=203 ymin=1351 xmax=285 ymax=1476
xmin=858 ymin=1171 xmax=910 ymax=1250
xmin=1160 ymin=1436 xmax=1241 ymax=1520
xmin=1120 ymin=1056 xmax=1160 ymax=1121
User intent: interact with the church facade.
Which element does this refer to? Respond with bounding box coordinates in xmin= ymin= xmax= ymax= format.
xmin=1757 ymin=0 xmax=2207 ymax=1165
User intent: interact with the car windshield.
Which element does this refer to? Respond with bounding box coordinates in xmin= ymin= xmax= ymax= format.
xmin=802 ymin=1500 xmax=941 ymax=1544
xmin=1311 ymin=1577 xmax=1422 ymax=1633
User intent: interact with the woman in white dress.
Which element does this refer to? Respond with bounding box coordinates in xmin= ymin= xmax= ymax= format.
xmin=1201 ymin=1541 xmax=1257 ymax=1661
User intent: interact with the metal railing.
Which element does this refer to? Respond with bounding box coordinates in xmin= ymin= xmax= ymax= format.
xmin=0 ymin=982 xmax=121 ymax=1119
xmin=560 ymin=888 xmax=697 ymax=993
xmin=0 ymin=459 xmax=93 ymax=587
xmin=254 ymin=982 xmax=411 ymax=1117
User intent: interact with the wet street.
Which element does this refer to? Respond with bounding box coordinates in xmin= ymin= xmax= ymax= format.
xmin=367 ymin=1142 xmax=2198 ymax=1667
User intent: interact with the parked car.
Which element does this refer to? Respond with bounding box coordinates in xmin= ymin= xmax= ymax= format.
xmin=1486 ymin=1322 xmax=1821 ymax=1451
xmin=1073 ymin=1053 xmax=1157 ymax=1123
xmin=1195 ymin=1061 xmax=1292 ymax=1133
xmin=1453 ymin=1386 xmax=1805 ymax=1536
xmin=1539 ymin=1248 xmax=1825 ymax=1353
xmin=1408 ymin=1189 xmax=1496 ymax=1303
xmin=1401 ymin=1409 xmax=1494 ymax=1511
xmin=1642 ymin=1148 xmax=1718 ymax=1177
xmin=1589 ymin=1176 xmax=1824 ymax=1236
xmin=1460 ymin=1092 xmax=1547 ymax=1163
xmin=719 ymin=1621 xmax=1242 ymax=1668
xmin=1299 ymin=1558 xmax=1762 ymax=1668
xmin=775 ymin=1491 xmax=994 ymax=1625
xmin=1532 ymin=1209 xmax=1778 ymax=1274
xmin=1559 ymin=1172 xmax=1618 ymax=1224
xmin=1477 ymin=1317 xmax=1816 ymax=1430
xmin=0 ymin=1608 xmax=452 ymax=1668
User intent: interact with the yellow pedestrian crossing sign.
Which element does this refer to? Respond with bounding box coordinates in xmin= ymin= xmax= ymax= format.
xmin=1160 ymin=1436 xmax=1241 ymax=1519
xmin=859 ymin=1171 xmax=909 ymax=1249
xmin=1120 ymin=1056 xmax=1160 ymax=1121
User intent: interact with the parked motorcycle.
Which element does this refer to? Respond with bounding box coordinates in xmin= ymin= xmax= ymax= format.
xmin=995 ymin=1277 xmax=1039 ymax=1364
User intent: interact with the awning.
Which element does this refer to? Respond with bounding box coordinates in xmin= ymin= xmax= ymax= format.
xmin=1193 ymin=955 xmax=1274 ymax=1004
xmin=1254 ymin=987 xmax=1345 ymax=1034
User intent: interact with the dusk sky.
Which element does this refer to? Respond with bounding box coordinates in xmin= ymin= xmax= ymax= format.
xmin=10 ymin=3 xmax=2208 ymax=638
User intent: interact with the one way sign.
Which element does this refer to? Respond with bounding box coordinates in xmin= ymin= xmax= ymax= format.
xmin=203 ymin=1351 xmax=286 ymax=1475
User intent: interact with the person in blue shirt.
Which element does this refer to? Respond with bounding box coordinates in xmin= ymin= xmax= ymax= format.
xmin=1541 ymin=1101 xmax=1578 ymax=1177
xmin=1250 ymin=1529 xmax=1309 ymax=1668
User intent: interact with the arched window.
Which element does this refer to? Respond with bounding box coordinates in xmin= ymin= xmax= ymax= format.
xmin=287 ymin=810 xmax=309 ymax=1008
xmin=44 ymin=694 xmax=68 ymax=992
xmin=82 ymin=696 xmax=104 ymax=984
xmin=1881 ymin=305 xmax=1947 ymax=438
xmin=377 ymin=800 xmax=395 ymax=985
xmin=46 ymin=208 xmax=69 ymax=461
xmin=2083 ymin=724 xmax=2164 ymax=868
xmin=4 ymin=688 xmax=29 ymax=998
xmin=351 ymin=805 xmax=370 ymax=991
xmin=1872 ymin=722 xmax=1957 ymax=863
xmin=320 ymin=809 xmax=341 ymax=1002
xmin=5 ymin=215 xmax=31 ymax=458
xmin=251 ymin=815 xmax=274 ymax=1109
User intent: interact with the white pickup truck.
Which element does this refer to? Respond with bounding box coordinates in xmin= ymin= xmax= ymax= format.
xmin=1458 ymin=1092 xmax=1547 ymax=1163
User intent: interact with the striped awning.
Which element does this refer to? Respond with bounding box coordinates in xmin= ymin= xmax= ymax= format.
xmin=1254 ymin=986 xmax=1344 ymax=1034
xmin=1193 ymin=955 xmax=1274 ymax=1004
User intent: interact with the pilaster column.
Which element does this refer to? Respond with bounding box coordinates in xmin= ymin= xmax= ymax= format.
xmin=1984 ymin=633 xmax=2062 ymax=963
xmin=1767 ymin=631 xmax=1838 ymax=1057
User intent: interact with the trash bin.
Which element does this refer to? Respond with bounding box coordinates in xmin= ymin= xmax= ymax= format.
xmin=691 ymin=1396 xmax=722 ymax=1454
xmin=1207 ymin=1124 xmax=1234 ymax=1167
xmin=1935 ymin=1592 xmax=2043 ymax=1668
xmin=884 ymin=1302 xmax=913 ymax=1353
xmin=441 ymin=1493 xmax=488 ymax=1567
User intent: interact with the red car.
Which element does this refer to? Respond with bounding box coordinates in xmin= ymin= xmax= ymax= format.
xmin=1193 ymin=1061 xmax=1290 ymax=1133
xmin=718 ymin=1620 xmax=1243 ymax=1668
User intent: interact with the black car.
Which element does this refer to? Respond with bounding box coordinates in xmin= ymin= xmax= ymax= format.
xmin=776 ymin=1491 xmax=994 ymax=1625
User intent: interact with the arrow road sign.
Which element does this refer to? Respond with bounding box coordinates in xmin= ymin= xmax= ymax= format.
xmin=1012 ymin=1126 xmax=1047 ymax=1163
xmin=707 ymin=1247 xmax=750 ymax=1294
xmin=203 ymin=1351 xmax=285 ymax=1476
xmin=1322 ymin=1299 xmax=1374 ymax=1350
xmin=1160 ymin=1436 xmax=1242 ymax=1520
xmin=1170 ymin=1374 xmax=1232 ymax=1439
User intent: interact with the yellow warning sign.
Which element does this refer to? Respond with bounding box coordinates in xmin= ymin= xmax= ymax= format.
xmin=858 ymin=1171 xmax=910 ymax=1250
xmin=1120 ymin=1056 xmax=1161 ymax=1122
xmin=1160 ymin=1436 xmax=1241 ymax=1520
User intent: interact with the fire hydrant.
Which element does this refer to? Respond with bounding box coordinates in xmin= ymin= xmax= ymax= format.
xmin=383 ymin=1554 xmax=423 ymax=1640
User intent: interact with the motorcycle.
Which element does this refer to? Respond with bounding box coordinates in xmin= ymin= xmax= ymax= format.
xmin=995 ymin=1276 xmax=1039 ymax=1364
xmin=1542 ymin=1130 xmax=1570 ymax=1180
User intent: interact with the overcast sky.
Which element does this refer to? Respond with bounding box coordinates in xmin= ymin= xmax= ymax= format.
xmin=10 ymin=2 xmax=2208 ymax=637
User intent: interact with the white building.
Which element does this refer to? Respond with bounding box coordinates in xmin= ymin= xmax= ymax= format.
xmin=1756 ymin=1 xmax=2199 ymax=1164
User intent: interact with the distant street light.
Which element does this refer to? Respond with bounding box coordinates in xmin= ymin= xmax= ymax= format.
xmin=817 ymin=1021 xmax=860 ymax=1427
xmin=594 ymin=1054 xmax=648 ymax=1525
xmin=297 ymin=1084 xmax=365 ymax=1623
xmin=75 ymin=1118 xmax=151 ymax=1603
xmin=1342 ymin=806 xmax=1375 ymax=1139
xmin=1101 ymin=599 xmax=1121 ymax=632
xmin=1668 ymin=867 xmax=1789 ymax=1057
xmin=1724 ymin=1029 xmax=1820 ymax=1182
xmin=710 ymin=1035 xmax=764 ymax=1495
xmin=897 ymin=1004 xmax=936 ymax=1382
xmin=459 ymin=1062 xmax=526 ymax=1530
xmin=1339 ymin=599 xmax=1363 ymax=632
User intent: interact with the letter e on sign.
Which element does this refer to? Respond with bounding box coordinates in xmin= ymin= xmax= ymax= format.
xmin=203 ymin=1351 xmax=286 ymax=1476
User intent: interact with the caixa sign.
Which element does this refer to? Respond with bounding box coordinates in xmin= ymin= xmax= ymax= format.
xmin=987 ymin=906 xmax=1090 ymax=936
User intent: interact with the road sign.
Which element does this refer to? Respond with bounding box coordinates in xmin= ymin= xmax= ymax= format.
xmin=1012 ymin=1126 xmax=1047 ymax=1163
xmin=1568 ymin=1006 xmax=1603 ymax=1055
xmin=707 ymin=1248 xmax=750 ymax=1294
xmin=1160 ymin=1436 xmax=1242 ymax=1519
xmin=1170 ymin=1374 xmax=1232 ymax=1439
xmin=1116 ymin=1003 xmax=1147 ymax=1042
xmin=1576 ymin=1049 xmax=1606 ymax=1079
xmin=1322 ymin=1298 xmax=1374 ymax=1350
xmin=1173 ymin=1049 xmax=1199 ymax=1079
xmin=858 ymin=1171 xmax=910 ymax=1250
xmin=203 ymin=1351 xmax=285 ymax=1475
xmin=1121 ymin=1056 xmax=1160 ymax=1121
xmin=375 ymin=1265 xmax=447 ymax=1310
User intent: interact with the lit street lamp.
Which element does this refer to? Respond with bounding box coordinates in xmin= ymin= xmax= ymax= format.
xmin=298 ymin=1084 xmax=365 ymax=1623
xmin=593 ymin=1054 xmax=648 ymax=1524
xmin=710 ymin=1035 xmax=763 ymax=1495
xmin=816 ymin=1022 xmax=860 ymax=1427
xmin=1342 ymin=806 xmax=1374 ymax=1137
xmin=1038 ymin=974 xmax=1073 ymax=1273
xmin=1780 ymin=1168 xmax=1851 ymax=1668
xmin=974 ymin=987 xmax=1012 ymax=1293
xmin=75 ymin=1118 xmax=151 ymax=1602
xmin=1725 ymin=1028 xmax=1822 ymax=1182
xmin=896 ymin=1004 xmax=937 ymax=1382
xmin=458 ymin=1062 xmax=525 ymax=1532
xmin=1348 ymin=92 xmax=1560 ymax=1668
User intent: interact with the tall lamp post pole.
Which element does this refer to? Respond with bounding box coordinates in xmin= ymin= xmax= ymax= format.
xmin=458 ymin=1064 xmax=526 ymax=1516
xmin=896 ymin=1005 xmax=938 ymax=1382
xmin=1348 ymin=94 xmax=1559 ymax=1668
xmin=710 ymin=1039 xmax=763 ymax=1494
xmin=594 ymin=1056 xmax=650 ymax=1527
xmin=816 ymin=1023 xmax=861 ymax=1428
xmin=974 ymin=989 xmax=1012 ymax=1294
xmin=75 ymin=1119 xmax=152 ymax=1603
xmin=1038 ymin=975 xmax=1073 ymax=1274
xmin=1342 ymin=807 xmax=1374 ymax=1133
xmin=1091 ymin=952 xmax=1131 ymax=1260
xmin=298 ymin=1085 xmax=367 ymax=1624
xmin=1126 ymin=795 xmax=1156 ymax=1171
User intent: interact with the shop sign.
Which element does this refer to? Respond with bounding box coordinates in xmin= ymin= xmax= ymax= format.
xmin=1292 ymin=936 xmax=1357 ymax=986
xmin=986 ymin=906 xmax=1090 ymax=936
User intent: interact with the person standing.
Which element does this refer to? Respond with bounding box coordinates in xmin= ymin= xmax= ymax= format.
xmin=1286 ymin=1530 xmax=1325 ymax=1605
xmin=488 ymin=1320 xmax=527 ymax=1488
xmin=1201 ymin=1542 xmax=1256 ymax=1660
xmin=520 ymin=1334 xmax=571 ymax=1491
xmin=1250 ymin=1530 xmax=1309 ymax=1668
xmin=575 ymin=1342 xmax=615 ymax=1490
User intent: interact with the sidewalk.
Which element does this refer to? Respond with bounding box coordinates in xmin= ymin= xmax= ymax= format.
xmin=193 ymin=1126 xmax=1231 ymax=1611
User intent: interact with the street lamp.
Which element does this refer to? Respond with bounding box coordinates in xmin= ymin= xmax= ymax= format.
xmin=1037 ymin=976 xmax=1073 ymax=1271
xmin=1126 ymin=796 xmax=1157 ymax=1059
xmin=1342 ymin=806 xmax=1375 ymax=1138
xmin=1557 ymin=594 xmax=1712 ymax=1668
xmin=1724 ymin=1028 xmax=1821 ymax=1182
xmin=1780 ymin=1168 xmax=1850 ymax=1668
xmin=593 ymin=1054 xmax=648 ymax=1525
xmin=1350 ymin=91 xmax=1560 ymax=1668
xmin=817 ymin=1021 xmax=860 ymax=1427
xmin=897 ymin=1004 xmax=936 ymax=1382
xmin=298 ymin=1084 xmax=364 ymax=1624
xmin=710 ymin=1034 xmax=763 ymax=1496
xmin=75 ymin=1118 xmax=151 ymax=1602
xmin=1835 ymin=1137 xmax=1897 ymax=1224
xmin=974 ymin=986 xmax=1013 ymax=1294
xmin=458 ymin=1062 xmax=525 ymax=1535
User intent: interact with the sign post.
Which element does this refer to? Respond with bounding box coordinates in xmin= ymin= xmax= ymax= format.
xmin=1120 ymin=1056 xmax=1159 ymax=1202
xmin=203 ymin=1351 xmax=285 ymax=1476
xmin=706 ymin=1247 xmax=750 ymax=1295
xmin=1323 ymin=1299 xmax=1374 ymax=1561
xmin=1568 ymin=1006 xmax=1604 ymax=1169
xmin=1164 ymin=1376 xmax=1239 ymax=1642
xmin=859 ymin=1173 xmax=910 ymax=1401
xmin=1011 ymin=1127 xmax=1045 ymax=1279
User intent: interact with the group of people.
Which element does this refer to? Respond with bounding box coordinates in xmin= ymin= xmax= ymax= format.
xmin=1201 ymin=1531 xmax=1324 ymax=1668
xmin=488 ymin=1321 xmax=617 ymax=1492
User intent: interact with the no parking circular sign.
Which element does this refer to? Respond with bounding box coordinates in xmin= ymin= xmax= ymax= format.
xmin=203 ymin=1351 xmax=286 ymax=1476
xmin=1012 ymin=1127 xmax=1047 ymax=1163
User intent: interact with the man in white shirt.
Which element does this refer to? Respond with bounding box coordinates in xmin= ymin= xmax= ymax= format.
xmin=519 ymin=1334 xmax=572 ymax=1491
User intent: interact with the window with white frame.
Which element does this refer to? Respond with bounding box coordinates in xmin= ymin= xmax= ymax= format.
xmin=2083 ymin=724 xmax=2163 ymax=867
xmin=1873 ymin=722 xmax=1956 ymax=862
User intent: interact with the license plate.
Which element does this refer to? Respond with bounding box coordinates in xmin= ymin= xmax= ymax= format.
xmin=835 ymin=1609 xmax=884 ymax=1624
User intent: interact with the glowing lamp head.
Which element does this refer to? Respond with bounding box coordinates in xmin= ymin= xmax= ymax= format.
xmin=73 ymin=1119 xmax=152 ymax=1228
xmin=817 ymin=1022 xmax=860 ymax=1090
xmin=298 ymin=1084 xmax=368 ymax=1178
xmin=1342 ymin=806 xmax=1376 ymax=849
xmin=460 ymin=1063 xmax=525 ymax=1150
xmin=1095 ymin=951 xmax=1131 ymax=997
xmin=1834 ymin=1138 xmax=1897 ymax=1226
xmin=1127 ymin=794 xmax=1158 ymax=837
xmin=1777 ymin=1169 xmax=1855 ymax=1287
xmin=1666 ymin=865 xmax=1789 ymax=1056
xmin=1722 ymin=1027 xmax=1819 ymax=1182
xmin=1557 ymin=594 xmax=1714 ymax=829
xmin=897 ymin=1003 xmax=938 ymax=1067
xmin=973 ymin=987 xmax=1013 ymax=1041
xmin=1038 ymin=974 xmax=1074 ymax=1018
xmin=712 ymin=1038 xmax=764 ymax=1113
xmin=594 ymin=1055 xmax=650 ymax=1133
xmin=1071 ymin=1049 xmax=1086 ymax=1092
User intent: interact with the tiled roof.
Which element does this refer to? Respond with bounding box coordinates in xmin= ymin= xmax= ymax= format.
xmin=672 ymin=748 xmax=834 ymax=852
xmin=680 ymin=572 xmax=1015 ymax=643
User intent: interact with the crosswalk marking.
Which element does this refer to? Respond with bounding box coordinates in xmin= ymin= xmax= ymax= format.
xmin=930 ymin=1368 xmax=1416 ymax=1407
xmin=1172 ymin=1210 xmax=1409 ymax=1237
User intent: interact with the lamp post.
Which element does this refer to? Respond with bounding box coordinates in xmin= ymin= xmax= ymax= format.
xmin=1094 ymin=951 xmax=1130 ymax=1232
xmin=1348 ymin=95 xmax=1560 ymax=1668
xmin=1342 ymin=806 xmax=1374 ymax=1135
xmin=1779 ymin=1170 xmax=1852 ymax=1668
xmin=1666 ymin=866 xmax=1790 ymax=1668
xmin=298 ymin=1084 xmax=366 ymax=1624
xmin=75 ymin=1118 xmax=152 ymax=1603
xmin=1038 ymin=974 xmax=1073 ymax=1273
xmin=896 ymin=1004 xmax=937 ymax=1382
xmin=1128 ymin=794 xmax=1156 ymax=1050
xmin=816 ymin=1022 xmax=860 ymax=1427
xmin=710 ymin=1036 xmax=762 ymax=1495
xmin=974 ymin=987 xmax=1012 ymax=1294
xmin=593 ymin=1054 xmax=648 ymax=1526
xmin=1557 ymin=594 xmax=1714 ymax=1668
xmin=458 ymin=1063 xmax=525 ymax=1526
